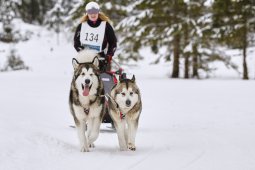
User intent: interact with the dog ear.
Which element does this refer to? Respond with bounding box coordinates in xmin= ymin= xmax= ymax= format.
xmin=92 ymin=56 xmax=99 ymax=68
xmin=72 ymin=58 xmax=80 ymax=70
xmin=131 ymin=75 xmax=136 ymax=82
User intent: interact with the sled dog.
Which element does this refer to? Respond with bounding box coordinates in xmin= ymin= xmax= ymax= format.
xmin=108 ymin=75 xmax=142 ymax=151
xmin=69 ymin=50 xmax=105 ymax=152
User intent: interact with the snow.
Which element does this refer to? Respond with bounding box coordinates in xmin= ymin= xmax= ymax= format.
xmin=1 ymin=24 xmax=255 ymax=170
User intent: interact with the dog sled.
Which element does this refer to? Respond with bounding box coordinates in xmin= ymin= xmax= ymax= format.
xmin=98 ymin=56 xmax=125 ymax=125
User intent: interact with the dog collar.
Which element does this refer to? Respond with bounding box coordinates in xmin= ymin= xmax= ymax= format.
xmin=105 ymin=94 xmax=125 ymax=119
xmin=120 ymin=112 xmax=125 ymax=119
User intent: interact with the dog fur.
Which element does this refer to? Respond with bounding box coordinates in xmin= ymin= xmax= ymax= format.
xmin=69 ymin=49 xmax=105 ymax=152
xmin=108 ymin=75 xmax=142 ymax=151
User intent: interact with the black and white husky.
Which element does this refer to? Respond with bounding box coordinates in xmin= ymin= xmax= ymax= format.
xmin=69 ymin=50 xmax=105 ymax=152
xmin=108 ymin=75 xmax=142 ymax=151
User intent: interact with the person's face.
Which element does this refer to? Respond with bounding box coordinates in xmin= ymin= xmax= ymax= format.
xmin=88 ymin=13 xmax=99 ymax=22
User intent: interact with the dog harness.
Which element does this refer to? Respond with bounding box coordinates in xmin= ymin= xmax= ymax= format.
xmin=84 ymin=108 xmax=90 ymax=115
xmin=120 ymin=111 xmax=125 ymax=119
xmin=105 ymin=94 xmax=125 ymax=120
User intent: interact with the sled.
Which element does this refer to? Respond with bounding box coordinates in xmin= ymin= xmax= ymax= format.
xmin=99 ymin=57 xmax=124 ymax=124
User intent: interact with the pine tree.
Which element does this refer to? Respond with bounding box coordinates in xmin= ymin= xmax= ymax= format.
xmin=0 ymin=0 xmax=19 ymax=42
xmin=183 ymin=0 xmax=212 ymax=79
xmin=213 ymin=0 xmax=255 ymax=80
xmin=117 ymin=0 xmax=213 ymax=78
xmin=99 ymin=0 xmax=129 ymax=25
xmin=17 ymin=0 xmax=55 ymax=25
xmin=44 ymin=0 xmax=65 ymax=44
xmin=182 ymin=0 xmax=238 ymax=79
xmin=117 ymin=0 xmax=178 ymax=64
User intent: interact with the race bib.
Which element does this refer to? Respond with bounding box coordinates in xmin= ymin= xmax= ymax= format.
xmin=80 ymin=21 xmax=106 ymax=52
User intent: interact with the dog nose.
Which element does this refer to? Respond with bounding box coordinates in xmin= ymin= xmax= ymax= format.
xmin=126 ymin=100 xmax=131 ymax=107
xmin=85 ymin=79 xmax=90 ymax=85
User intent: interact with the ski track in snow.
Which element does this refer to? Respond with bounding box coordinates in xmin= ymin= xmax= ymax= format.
xmin=126 ymin=146 xmax=155 ymax=170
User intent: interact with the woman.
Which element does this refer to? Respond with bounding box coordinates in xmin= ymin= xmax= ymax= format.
xmin=73 ymin=1 xmax=117 ymax=70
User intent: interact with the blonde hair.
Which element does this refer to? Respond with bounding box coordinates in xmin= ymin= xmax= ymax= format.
xmin=80 ymin=12 xmax=112 ymax=24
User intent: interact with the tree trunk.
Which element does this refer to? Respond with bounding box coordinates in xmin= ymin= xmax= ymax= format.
xmin=192 ymin=44 xmax=199 ymax=79
xmin=184 ymin=3 xmax=189 ymax=79
xmin=192 ymin=55 xmax=198 ymax=78
xmin=171 ymin=0 xmax=180 ymax=79
xmin=184 ymin=53 xmax=190 ymax=79
xmin=171 ymin=33 xmax=180 ymax=78
xmin=243 ymin=47 xmax=248 ymax=80
xmin=242 ymin=23 xmax=249 ymax=80
xmin=184 ymin=23 xmax=189 ymax=79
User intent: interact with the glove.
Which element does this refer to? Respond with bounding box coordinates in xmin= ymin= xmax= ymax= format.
xmin=106 ymin=55 xmax=112 ymax=63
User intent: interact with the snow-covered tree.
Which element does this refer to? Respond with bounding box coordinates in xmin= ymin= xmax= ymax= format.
xmin=116 ymin=0 xmax=154 ymax=62
xmin=0 ymin=0 xmax=20 ymax=42
xmin=16 ymin=0 xmax=56 ymax=25
xmin=118 ymin=0 xmax=211 ymax=78
xmin=44 ymin=0 xmax=64 ymax=44
xmin=212 ymin=0 xmax=255 ymax=80
xmin=2 ymin=48 xmax=29 ymax=71
xmin=182 ymin=0 xmax=213 ymax=78
xmin=117 ymin=0 xmax=241 ymax=79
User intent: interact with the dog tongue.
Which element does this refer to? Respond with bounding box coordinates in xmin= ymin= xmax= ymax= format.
xmin=83 ymin=85 xmax=90 ymax=96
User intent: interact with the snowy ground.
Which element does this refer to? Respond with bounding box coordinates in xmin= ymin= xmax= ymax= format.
xmin=1 ymin=25 xmax=255 ymax=170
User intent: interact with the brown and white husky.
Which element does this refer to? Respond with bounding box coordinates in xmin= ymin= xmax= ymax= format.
xmin=108 ymin=75 xmax=142 ymax=151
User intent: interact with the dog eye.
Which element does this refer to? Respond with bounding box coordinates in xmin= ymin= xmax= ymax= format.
xmin=121 ymin=92 xmax=125 ymax=96
xmin=81 ymin=73 xmax=85 ymax=76
xmin=130 ymin=92 xmax=133 ymax=96
xmin=90 ymin=74 xmax=93 ymax=76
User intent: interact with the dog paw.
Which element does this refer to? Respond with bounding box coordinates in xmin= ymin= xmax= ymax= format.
xmin=80 ymin=146 xmax=89 ymax=152
xmin=128 ymin=143 xmax=136 ymax=151
xmin=89 ymin=143 xmax=95 ymax=148
xmin=128 ymin=147 xmax=136 ymax=151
